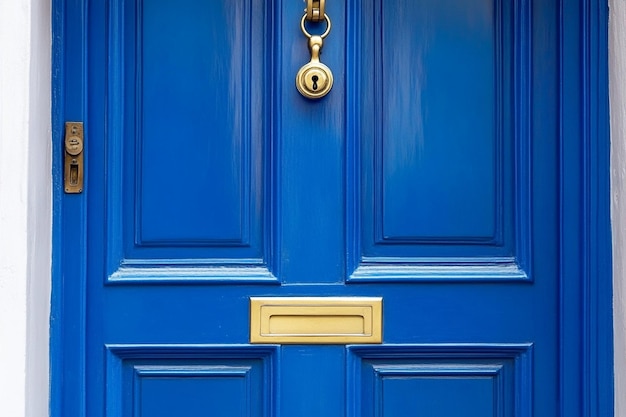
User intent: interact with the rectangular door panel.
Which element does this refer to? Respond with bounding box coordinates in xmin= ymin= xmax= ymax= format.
xmin=348 ymin=0 xmax=532 ymax=281
xmin=348 ymin=345 xmax=532 ymax=417
xmin=106 ymin=345 xmax=276 ymax=417
xmin=102 ymin=0 xmax=275 ymax=283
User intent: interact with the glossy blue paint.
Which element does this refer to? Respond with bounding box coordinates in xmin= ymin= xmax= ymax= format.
xmin=347 ymin=0 xmax=532 ymax=282
xmin=105 ymin=345 xmax=277 ymax=417
xmin=378 ymin=0 xmax=498 ymax=242
xmin=51 ymin=0 xmax=612 ymax=416
xmin=348 ymin=345 xmax=533 ymax=417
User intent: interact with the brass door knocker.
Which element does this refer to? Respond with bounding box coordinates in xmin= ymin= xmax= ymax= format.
xmin=296 ymin=1 xmax=333 ymax=99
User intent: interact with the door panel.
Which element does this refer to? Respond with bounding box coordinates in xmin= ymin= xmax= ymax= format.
xmin=352 ymin=0 xmax=531 ymax=277
xmin=138 ymin=0 xmax=259 ymax=246
xmin=71 ymin=0 xmax=566 ymax=415
xmin=371 ymin=0 xmax=501 ymax=242
xmin=106 ymin=0 xmax=274 ymax=281
xmin=349 ymin=345 xmax=532 ymax=417
xmin=106 ymin=346 xmax=275 ymax=417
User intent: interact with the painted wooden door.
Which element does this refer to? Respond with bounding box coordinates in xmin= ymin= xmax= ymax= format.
xmin=53 ymin=0 xmax=613 ymax=416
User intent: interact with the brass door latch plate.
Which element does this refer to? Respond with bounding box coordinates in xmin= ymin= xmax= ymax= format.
xmin=64 ymin=122 xmax=84 ymax=193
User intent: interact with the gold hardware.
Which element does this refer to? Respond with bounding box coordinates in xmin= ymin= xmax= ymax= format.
xmin=250 ymin=297 xmax=382 ymax=344
xmin=305 ymin=0 xmax=325 ymax=22
xmin=64 ymin=122 xmax=84 ymax=193
xmin=299 ymin=12 xmax=331 ymax=40
xmin=296 ymin=13 xmax=333 ymax=100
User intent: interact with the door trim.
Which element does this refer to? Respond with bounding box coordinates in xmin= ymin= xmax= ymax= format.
xmin=559 ymin=0 xmax=613 ymax=414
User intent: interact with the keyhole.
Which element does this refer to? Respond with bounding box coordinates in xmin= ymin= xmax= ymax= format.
xmin=312 ymin=75 xmax=319 ymax=90
xmin=69 ymin=160 xmax=79 ymax=186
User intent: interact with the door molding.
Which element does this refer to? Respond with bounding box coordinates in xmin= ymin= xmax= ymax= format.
xmin=560 ymin=0 xmax=613 ymax=416
xmin=559 ymin=0 xmax=613 ymax=415
xmin=49 ymin=0 xmax=613 ymax=415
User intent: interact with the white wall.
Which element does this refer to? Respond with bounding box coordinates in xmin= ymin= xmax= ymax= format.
xmin=610 ymin=0 xmax=626 ymax=415
xmin=0 ymin=0 xmax=622 ymax=416
xmin=0 ymin=0 xmax=51 ymax=417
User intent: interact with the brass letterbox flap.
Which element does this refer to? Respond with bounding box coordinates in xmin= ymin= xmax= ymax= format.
xmin=250 ymin=297 xmax=382 ymax=344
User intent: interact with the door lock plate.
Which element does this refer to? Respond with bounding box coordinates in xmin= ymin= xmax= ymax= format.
xmin=64 ymin=122 xmax=84 ymax=193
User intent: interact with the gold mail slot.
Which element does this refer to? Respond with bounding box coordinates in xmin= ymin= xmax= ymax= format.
xmin=250 ymin=297 xmax=382 ymax=344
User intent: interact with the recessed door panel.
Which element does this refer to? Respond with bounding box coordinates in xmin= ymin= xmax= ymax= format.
xmin=378 ymin=0 xmax=501 ymax=242
xmin=106 ymin=346 xmax=275 ymax=417
xmin=139 ymin=0 xmax=256 ymax=245
xmin=103 ymin=0 xmax=273 ymax=282
xmin=349 ymin=345 xmax=531 ymax=417
xmin=349 ymin=0 xmax=531 ymax=281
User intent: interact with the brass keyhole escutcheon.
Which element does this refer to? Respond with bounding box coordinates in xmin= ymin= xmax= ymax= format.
xmin=296 ymin=14 xmax=333 ymax=100
xmin=296 ymin=60 xmax=333 ymax=99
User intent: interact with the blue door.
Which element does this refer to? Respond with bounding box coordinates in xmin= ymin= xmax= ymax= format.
xmin=53 ymin=0 xmax=613 ymax=416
